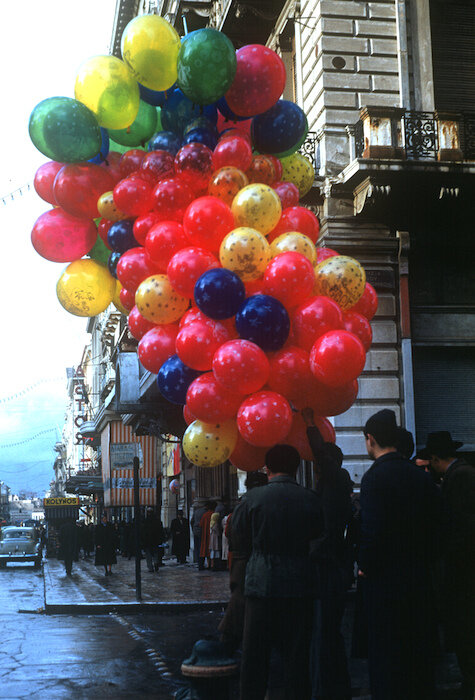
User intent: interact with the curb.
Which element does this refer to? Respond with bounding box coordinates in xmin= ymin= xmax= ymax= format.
xmin=44 ymin=600 xmax=228 ymax=615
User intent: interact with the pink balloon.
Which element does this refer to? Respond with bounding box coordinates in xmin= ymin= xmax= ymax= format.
xmin=237 ymin=390 xmax=292 ymax=447
xmin=272 ymin=181 xmax=300 ymax=209
xmin=31 ymin=208 xmax=97 ymax=262
xmin=33 ymin=161 xmax=63 ymax=204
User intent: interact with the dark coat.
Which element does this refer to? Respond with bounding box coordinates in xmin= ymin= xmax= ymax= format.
xmin=94 ymin=522 xmax=117 ymax=566
xmin=440 ymin=458 xmax=475 ymax=574
xmin=58 ymin=521 xmax=79 ymax=562
xmin=141 ymin=515 xmax=164 ymax=550
xmin=232 ymin=475 xmax=322 ymax=598
xmin=170 ymin=517 xmax=190 ymax=557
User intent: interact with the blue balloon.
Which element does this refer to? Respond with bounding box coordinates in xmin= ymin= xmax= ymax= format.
xmin=183 ymin=127 xmax=218 ymax=150
xmin=157 ymin=355 xmax=202 ymax=405
xmin=107 ymin=219 xmax=138 ymax=254
xmin=161 ymin=89 xmax=218 ymax=136
xmin=139 ymin=82 xmax=176 ymax=107
xmin=88 ymin=128 xmax=110 ymax=164
xmin=251 ymin=100 xmax=308 ymax=156
xmin=183 ymin=117 xmax=218 ymax=136
xmin=217 ymin=96 xmax=248 ymax=122
xmin=194 ymin=268 xmax=246 ymax=320
xmin=107 ymin=251 xmax=121 ymax=279
xmin=148 ymin=130 xmax=182 ymax=155
xmin=235 ymin=294 xmax=290 ymax=351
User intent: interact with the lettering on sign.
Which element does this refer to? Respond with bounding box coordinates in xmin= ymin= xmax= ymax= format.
xmin=110 ymin=442 xmax=143 ymax=470
xmin=111 ymin=477 xmax=155 ymax=489
xmin=44 ymin=497 xmax=80 ymax=507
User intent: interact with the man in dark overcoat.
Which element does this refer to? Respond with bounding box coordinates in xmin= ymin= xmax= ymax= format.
xmin=359 ymin=409 xmax=441 ymax=700
xmin=232 ymin=444 xmax=322 ymax=700
xmin=141 ymin=507 xmax=165 ymax=572
xmin=419 ymin=431 xmax=475 ymax=700
xmin=59 ymin=518 xmax=79 ymax=576
xmin=170 ymin=509 xmax=190 ymax=564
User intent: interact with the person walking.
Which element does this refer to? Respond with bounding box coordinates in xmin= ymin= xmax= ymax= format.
xmin=142 ymin=507 xmax=165 ymax=572
xmin=232 ymin=444 xmax=322 ymax=700
xmin=170 ymin=509 xmax=190 ymax=564
xmin=359 ymin=409 xmax=441 ymax=700
xmin=94 ymin=512 xmax=117 ymax=576
xmin=58 ymin=518 xmax=79 ymax=576
xmin=419 ymin=431 xmax=475 ymax=700
xmin=191 ymin=503 xmax=207 ymax=564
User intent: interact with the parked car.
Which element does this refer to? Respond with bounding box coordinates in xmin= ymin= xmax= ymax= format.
xmin=0 ymin=526 xmax=42 ymax=568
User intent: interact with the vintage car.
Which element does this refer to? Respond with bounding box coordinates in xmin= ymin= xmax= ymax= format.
xmin=0 ymin=526 xmax=42 ymax=568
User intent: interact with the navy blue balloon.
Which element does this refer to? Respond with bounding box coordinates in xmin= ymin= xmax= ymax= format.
xmin=88 ymin=128 xmax=110 ymax=164
xmin=236 ymin=294 xmax=290 ymax=351
xmin=217 ymin=96 xmax=248 ymax=122
xmin=157 ymin=355 xmax=202 ymax=405
xmin=139 ymin=82 xmax=176 ymax=107
xmin=107 ymin=219 xmax=138 ymax=254
xmin=107 ymin=251 xmax=122 ymax=279
xmin=251 ymin=100 xmax=308 ymax=156
xmin=161 ymin=89 xmax=218 ymax=136
xmin=194 ymin=268 xmax=246 ymax=320
xmin=183 ymin=127 xmax=218 ymax=150
xmin=148 ymin=130 xmax=182 ymax=155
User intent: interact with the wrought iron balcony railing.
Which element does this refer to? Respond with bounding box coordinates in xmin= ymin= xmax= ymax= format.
xmin=299 ymin=131 xmax=320 ymax=172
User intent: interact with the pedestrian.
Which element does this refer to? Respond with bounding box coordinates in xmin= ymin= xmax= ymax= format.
xmin=418 ymin=431 xmax=475 ymax=700
xmin=191 ymin=502 xmax=207 ymax=564
xmin=170 ymin=509 xmax=190 ymax=564
xmin=94 ymin=512 xmax=117 ymax=576
xmin=232 ymin=444 xmax=322 ymax=700
xmin=83 ymin=522 xmax=94 ymax=558
xmin=221 ymin=511 xmax=230 ymax=569
xmin=142 ymin=507 xmax=165 ymax=572
xmin=198 ymin=501 xmax=216 ymax=570
xmin=302 ymin=407 xmax=353 ymax=700
xmin=359 ymin=409 xmax=441 ymax=700
xmin=58 ymin=518 xmax=79 ymax=576
xmin=209 ymin=511 xmax=222 ymax=571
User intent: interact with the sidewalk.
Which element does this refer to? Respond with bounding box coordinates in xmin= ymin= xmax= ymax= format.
xmin=44 ymin=555 xmax=230 ymax=614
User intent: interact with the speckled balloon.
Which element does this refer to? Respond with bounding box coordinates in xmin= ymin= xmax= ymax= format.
xmin=314 ymin=255 xmax=366 ymax=311
xmin=56 ymin=259 xmax=116 ymax=318
xmin=182 ymin=419 xmax=238 ymax=467
xmin=97 ymin=191 xmax=127 ymax=221
xmin=135 ymin=274 xmax=189 ymax=324
xmin=279 ymin=153 xmax=315 ymax=197
xmin=208 ymin=167 xmax=248 ymax=207
xmin=220 ymin=227 xmax=271 ymax=281
xmin=231 ymin=184 xmax=282 ymax=235
xmin=270 ymin=231 xmax=317 ymax=266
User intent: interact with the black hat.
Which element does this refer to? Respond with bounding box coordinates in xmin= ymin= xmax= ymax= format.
xmin=418 ymin=431 xmax=463 ymax=459
xmin=364 ymin=409 xmax=399 ymax=448
xmin=395 ymin=427 xmax=415 ymax=460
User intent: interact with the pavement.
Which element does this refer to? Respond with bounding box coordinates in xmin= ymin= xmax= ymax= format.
xmin=43 ymin=554 xmax=230 ymax=614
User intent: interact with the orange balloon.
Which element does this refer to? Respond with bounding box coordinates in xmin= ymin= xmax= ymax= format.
xmin=208 ymin=167 xmax=248 ymax=206
xmin=245 ymin=155 xmax=275 ymax=185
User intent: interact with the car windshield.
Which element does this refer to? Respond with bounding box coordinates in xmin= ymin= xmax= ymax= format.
xmin=2 ymin=530 xmax=34 ymax=540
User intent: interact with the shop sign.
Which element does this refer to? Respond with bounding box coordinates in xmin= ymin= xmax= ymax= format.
xmin=110 ymin=442 xmax=143 ymax=470
xmin=111 ymin=477 xmax=155 ymax=489
xmin=44 ymin=497 xmax=80 ymax=507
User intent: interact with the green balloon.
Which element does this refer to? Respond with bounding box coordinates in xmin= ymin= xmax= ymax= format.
xmin=87 ymin=235 xmax=110 ymax=267
xmin=29 ymin=96 xmax=101 ymax=163
xmin=177 ymin=28 xmax=236 ymax=105
xmin=109 ymin=139 xmax=145 ymax=155
xmin=108 ymin=99 xmax=157 ymax=147
xmin=156 ymin=107 xmax=162 ymax=132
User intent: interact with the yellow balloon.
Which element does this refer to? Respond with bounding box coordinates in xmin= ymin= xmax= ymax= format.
xmin=314 ymin=256 xmax=366 ymax=310
xmin=219 ymin=227 xmax=271 ymax=281
xmin=280 ymin=153 xmax=315 ymax=197
xmin=121 ymin=15 xmax=181 ymax=91
xmin=113 ymin=280 xmax=128 ymax=315
xmin=97 ymin=191 xmax=127 ymax=221
xmin=231 ymin=184 xmax=282 ymax=235
xmin=56 ymin=259 xmax=116 ymax=317
xmin=135 ymin=274 xmax=189 ymax=324
xmin=75 ymin=55 xmax=140 ymax=129
xmin=270 ymin=231 xmax=317 ymax=266
xmin=183 ymin=420 xmax=238 ymax=467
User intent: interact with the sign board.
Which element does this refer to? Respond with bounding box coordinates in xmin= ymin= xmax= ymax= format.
xmin=44 ymin=497 xmax=80 ymax=507
xmin=111 ymin=477 xmax=156 ymax=489
xmin=110 ymin=442 xmax=143 ymax=470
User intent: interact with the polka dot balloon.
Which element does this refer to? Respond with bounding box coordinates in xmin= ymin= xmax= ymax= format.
xmin=270 ymin=231 xmax=317 ymax=266
xmin=219 ymin=227 xmax=271 ymax=281
xmin=182 ymin=419 xmax=238 ymax=467
xmin=231 ymin=184 xmax=281 ymax=235
xmin=97 ymin=191 xmax=127 ymax=221
xmin=135 ymin=274 xmax=189 ymax=324
xmin=208 ymin=166 xmax=249 ymax=207
xmin=314 ymin=255 xmax=366 ymax=311
xmin=279 ymin=153 xmax=315 ymax=198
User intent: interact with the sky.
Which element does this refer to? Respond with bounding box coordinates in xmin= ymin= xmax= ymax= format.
xmin=0 ymin=0 xmax=117 ymax=496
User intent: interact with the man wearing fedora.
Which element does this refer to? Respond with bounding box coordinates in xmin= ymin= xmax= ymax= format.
xmin=359 ymin=409 xmax=441 ymax=700
xmin=419 ymin=431 xmax=475 ymax=700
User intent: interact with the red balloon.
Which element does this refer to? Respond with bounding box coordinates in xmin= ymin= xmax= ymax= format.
xmin=33 ymin=161 xmax=63 ymax=204
xmin=98 ymin=218 xmax=113 ymax=249
xmin=116 ymin=246 xmax=159 ymax=292
xmin=119 ymin=286 xmax=135 ymax=311
xmin=138 ymin=324 xmax=178 ymax=373
xmin=269 ymin=206 xmax=320 ymax=243
xmin=292 ymin=296 xmax=343 ymax=352
xmin=316 ymin=247 xmax=339 ymax=263
xmin=31 ymin=208 xmax=97 ymax=263
xmin=176 ymin=319 xmax=231 ymax=371
xmin=140 ymin=150 xmax=175 ymax=184
xmin=272 ymin=181 xmax=300 ymax=209
xmin=179 ymin=307 xmax=214 ymax=328
xmin=212 ymin=136 xmax=252 ymax=172
xmin=264 ymin=252 xmax=315 ymax=308
xmin=237 ymin=390 xmax=292 ymax=447
xmin=315 ymin=416 xmax=336 ymax=444
xmin=348 ymin=282 xmax=378 ymax=321
xmin=308 ymin=378 xmax=358 ymax=417
xmin=343 ymin=311 xmax=373 ymax=351
xmin=267 ymin=346 xmax=313 ymax=401
xmin=245 ymin=155 xmax=275 ymax=185
xmin=183 ymin=196 xmax=235 ymax=254
xmin=186 ymin=373 xmax=243 ymax=422
xmin=213 ymin=339 xmax=269 ymax=394
xmin=175 ymin=143 xmax=214 ymax=195
xmin=217 ymin=113 xmax=252 ymax=141
xmin=244 ymin=277 xmax=266 ymax=297
xmin=100 ymin=151 xmax=123 ymax=184
xmin=183 ymin=404 xmax=196 ymax=425
xmin=113 ymin=175 xmax=154 ymax=216
xmin=127 ymin=305 xmax=157 ymax=340
xmin=152 ymin=177 xmax=195 ymax=223
xmin=168 ymin=247 xmax=220 ymax=298
xmin=267 ymin=155 xmax=283 ymax=181
xmin=285 ymin=413 xmax=314 ymax=460
xmin=229 ymin=434 xmax=267 ymax=471
xmin=225 ymin=45 xmax=286 ymax=117
xmin=309 ymin=330 xmax=366 ymax=387
xmin=53 ymin=163 xmax=115 ymax=219
xmin=145 ymin=221 xmax=188 ymax=271
xmin=119 ymin=149 xmax=146 ymax=177
xmin=133 ymin=212 xmax=161 ymax=245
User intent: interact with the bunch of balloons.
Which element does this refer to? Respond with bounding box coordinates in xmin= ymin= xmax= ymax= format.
xmin=28 ymin=14 xmax=378 ymax=471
